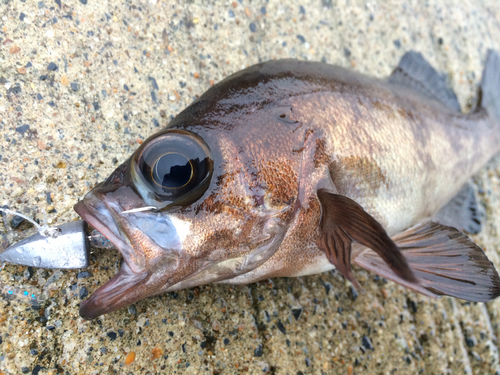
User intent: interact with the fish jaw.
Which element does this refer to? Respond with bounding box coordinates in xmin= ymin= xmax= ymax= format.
xmin=79 ymin=261 xmax=148 ymax=319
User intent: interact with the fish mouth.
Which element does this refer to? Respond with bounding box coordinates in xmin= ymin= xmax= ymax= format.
xmin=74 ymin=195 xmax=144 ymax=319
xmin=74 ymin=188 xmax=153 ymax=274
xmin=74 ymin=188 xmax=173 ymax=319
xmin=74 ymin=200 xmax=138 ymax=267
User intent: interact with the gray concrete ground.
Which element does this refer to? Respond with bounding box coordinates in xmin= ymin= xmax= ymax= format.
xmin=1 ymin=0 xmax=500 ymax=374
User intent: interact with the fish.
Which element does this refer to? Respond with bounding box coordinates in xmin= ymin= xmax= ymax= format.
xmin=74 ymin=50 xmax=500 ymax=319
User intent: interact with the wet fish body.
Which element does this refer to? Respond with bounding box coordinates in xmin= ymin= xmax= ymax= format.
xmin=75 ymin=51 xmax=500 ymax=318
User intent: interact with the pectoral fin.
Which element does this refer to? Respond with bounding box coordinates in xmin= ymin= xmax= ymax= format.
xmin=353 ymin=222 xmax=500 ymax=302
xmin=316 ymin=189 xmax=416 ymax=290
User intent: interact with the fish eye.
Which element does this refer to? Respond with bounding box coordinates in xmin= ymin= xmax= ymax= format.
xmin=132 ymin=130 xmax=213 ymax=206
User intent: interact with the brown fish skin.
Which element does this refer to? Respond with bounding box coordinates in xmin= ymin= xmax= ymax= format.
xmin=75 ymin=55 xmax=500 ymax=319
xmin=214 ymin=63 xmax=498 ymax=285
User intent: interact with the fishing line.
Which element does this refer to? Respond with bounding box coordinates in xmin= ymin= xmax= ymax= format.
xmin=0 ymin=207 xmax=61 ymax=238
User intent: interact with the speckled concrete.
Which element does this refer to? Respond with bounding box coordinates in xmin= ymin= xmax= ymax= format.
xmin=1 ymin=0 xmax=500 ymax=374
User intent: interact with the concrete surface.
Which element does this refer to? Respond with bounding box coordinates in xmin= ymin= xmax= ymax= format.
xmin=1 ymin=0 xmax=500 ymax=374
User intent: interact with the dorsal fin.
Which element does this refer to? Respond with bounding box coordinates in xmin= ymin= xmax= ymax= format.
xmin=389 ymin=51 xmax=461 ymax=112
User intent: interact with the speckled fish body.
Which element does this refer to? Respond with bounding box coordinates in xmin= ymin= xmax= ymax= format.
xmin=75 ymin=51 xmax=500 ymax=319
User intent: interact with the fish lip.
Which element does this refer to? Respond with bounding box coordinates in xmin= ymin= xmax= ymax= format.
xmin=74 ymin=199 xmax=144 ymax=273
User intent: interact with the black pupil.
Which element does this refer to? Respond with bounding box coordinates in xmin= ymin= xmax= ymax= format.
xmin=153 ymin=153 xmax=192 ymax=189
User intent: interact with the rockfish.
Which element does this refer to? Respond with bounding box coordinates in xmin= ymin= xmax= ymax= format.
xmin=75 ymin=50 xmax=500 ymax=319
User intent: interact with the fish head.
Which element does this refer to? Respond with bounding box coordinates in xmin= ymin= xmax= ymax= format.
xmin=75 ymin=124 xmax=298 ymax=319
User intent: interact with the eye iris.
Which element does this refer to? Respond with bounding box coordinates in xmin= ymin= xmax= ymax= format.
xmin=153 ymin=153 xmax=192 ymax=189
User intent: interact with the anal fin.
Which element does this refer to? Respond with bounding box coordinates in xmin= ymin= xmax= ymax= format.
xmin=316 ymin=190 xmax=416 ymax=290
xmin=434 ymin=181 xmax=483 ymax=234
xmin=353 ymin=222 xmax=500 ymax=302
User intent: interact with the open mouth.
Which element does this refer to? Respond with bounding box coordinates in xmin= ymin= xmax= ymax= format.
xmin=75 ymin=202 xmax=124 ymax=252
xmin=73 ymin=190 xmax=194 ymax=319
xmin=74 ymin=199 xmax=151 ymax=319
xmin=74 ymin=198 xmax=146 ymax=274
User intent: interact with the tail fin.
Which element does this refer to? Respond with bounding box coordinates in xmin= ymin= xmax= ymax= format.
xmin=479 ymin=50 xmax=500 ymax=121
xmin=353 ymin=222 xmax=500 ymax=302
